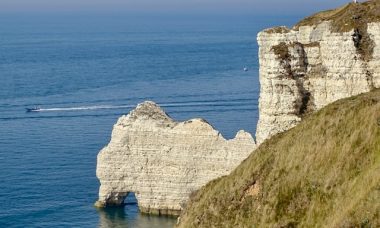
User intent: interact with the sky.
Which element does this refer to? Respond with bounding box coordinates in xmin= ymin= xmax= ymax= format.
xmin=0 ymin=0 xmax=352 ymax=15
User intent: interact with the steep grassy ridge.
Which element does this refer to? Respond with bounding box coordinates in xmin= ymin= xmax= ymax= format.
xmin=178 ymin=90 xmax=380 ymax=227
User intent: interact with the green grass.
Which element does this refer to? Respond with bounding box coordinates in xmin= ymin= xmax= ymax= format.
xmin=178 ymin=89 xmax=380 ymax=228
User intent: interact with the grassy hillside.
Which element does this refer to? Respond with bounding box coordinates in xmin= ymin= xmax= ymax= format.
xmin=178 ymin=90 xmax=380 ymax=228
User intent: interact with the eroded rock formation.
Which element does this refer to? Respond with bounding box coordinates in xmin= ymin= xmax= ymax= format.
xmin=95 ymin=1 xmax=380 ymax=217
xmin=256 ymin=2 xmax=380 ymax=144
xmin=95 ymin=101 xmax=256 ymax=215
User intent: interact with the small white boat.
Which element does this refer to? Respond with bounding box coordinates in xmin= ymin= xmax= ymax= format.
xmin=243 ymin=67 xmax=248 ymax=72
xmin=26 ymin=106 xmax=41 ymax=112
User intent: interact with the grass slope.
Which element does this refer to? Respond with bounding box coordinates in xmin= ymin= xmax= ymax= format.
xmin=178 ymin=90 xmax=380 ymax=228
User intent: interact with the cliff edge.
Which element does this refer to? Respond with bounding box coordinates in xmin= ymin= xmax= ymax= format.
xmin=256 ymin=0 xmax=380 ymax=144
xmin=95 ymin=101 xmax=256 ymax=215
xmin=178 ymin=88 xmax=380 ymax=228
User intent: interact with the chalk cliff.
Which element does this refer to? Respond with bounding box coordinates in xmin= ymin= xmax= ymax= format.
xmin=95 ymin=1 xmax=380 ymax=218
xmin=255 ymin=1 xmax=380 ymax=143
xmin=95 ymin=101 xmax=256 ymax=215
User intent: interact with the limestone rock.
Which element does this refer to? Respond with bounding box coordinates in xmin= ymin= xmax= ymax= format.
xmin=256 ymin=20 xmax=380 ymax=144
xmin=95 ymin=101 xmax=256 ymax=215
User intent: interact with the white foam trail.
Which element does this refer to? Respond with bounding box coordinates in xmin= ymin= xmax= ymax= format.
xmin=35 ymin=100 xmax=251 ymax=112
xmin=38 ymin=105 xmax=135 ymax=112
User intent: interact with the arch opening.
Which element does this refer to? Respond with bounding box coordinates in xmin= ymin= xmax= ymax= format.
xmin=123 ymin=192 xmax=138 ymax=206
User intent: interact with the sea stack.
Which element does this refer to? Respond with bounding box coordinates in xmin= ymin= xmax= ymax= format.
xmin=95 ymin=101 xmax=256 ymax=215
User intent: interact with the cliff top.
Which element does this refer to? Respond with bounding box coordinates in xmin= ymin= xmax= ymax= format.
xmin=178 ymin=89 xmax=380 ymax=227
xmin=264 ymin=0 xmax=379 ymax=61
xmin=295 ymin=0 xmax=380 ymax=32
xmin=118 ymin=101 xmax=255 ymax=142
xmin=126 ymin=101 xmax=174 ymax=122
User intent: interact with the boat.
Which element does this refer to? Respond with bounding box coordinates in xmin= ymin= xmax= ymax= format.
xmin=243 ymin=67 xmax=248 ymax=72
xmin=25 ymin=106 xmax=41 ymax=112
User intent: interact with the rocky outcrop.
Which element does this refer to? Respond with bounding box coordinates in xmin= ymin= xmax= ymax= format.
xmin=95 ymin=101 xmax=256 ymax=215
xmin=256 ymin=2 xmax=380 ymax=144
xmin=95 ymin=1 xmax=380 ymax=217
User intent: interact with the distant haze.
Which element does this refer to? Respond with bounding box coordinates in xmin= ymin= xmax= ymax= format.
xmin=0 ymin=0 xmax=352 ymax=15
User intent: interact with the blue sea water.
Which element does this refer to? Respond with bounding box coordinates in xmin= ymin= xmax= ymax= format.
xmin=0 ymin=13 xmax=299 ymax=227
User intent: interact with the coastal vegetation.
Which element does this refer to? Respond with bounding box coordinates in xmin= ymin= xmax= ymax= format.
xmin=295 ymin=0 xmax=380 ymax=33
xmin=296 ymin=0 xmax=380 ymax=61
xmin=178 ymin=89 xmax=380 ymax=227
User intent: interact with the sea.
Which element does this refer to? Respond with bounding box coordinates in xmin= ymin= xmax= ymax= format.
xmin=0 ymin=13 xmax=299 ymax=227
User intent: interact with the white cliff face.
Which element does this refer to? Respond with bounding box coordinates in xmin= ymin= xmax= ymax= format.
xmin=256 ymin=21 xmax=380 ymax=144
xmin=95 ymin=101 xmax=256 ymax=215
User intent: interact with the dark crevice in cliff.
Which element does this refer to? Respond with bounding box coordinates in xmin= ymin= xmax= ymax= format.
xmin=300 ymin=92 xmax=312 ymax=115
xmin=366 ymin=70 xmax=375 ymax=91
xmin=272 ymin=42 xmax=315 ymax=116
xmin=351 ymin=19 xmax=375 ymax=62
xmin=297 ymin=84 xmax=312 ymax=116
xmin=294 ymin=77 xmax=315 ymax=117
xmin=272 ymin=42 xmax=293 ymax=63
xmin=272 ymin=42 xmax=295 ymax=84
xmin=292 ymin=43 xmax=315 ymax=116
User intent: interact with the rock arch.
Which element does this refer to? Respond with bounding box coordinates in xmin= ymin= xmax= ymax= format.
xmin=95 ymin=101 xmax=256 ymax=215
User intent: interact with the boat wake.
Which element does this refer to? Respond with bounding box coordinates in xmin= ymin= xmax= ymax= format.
xmin=27 ymin=100 xmax=253 ymax=113
xmin=36 ymin=105 xmax=135 ymax=112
